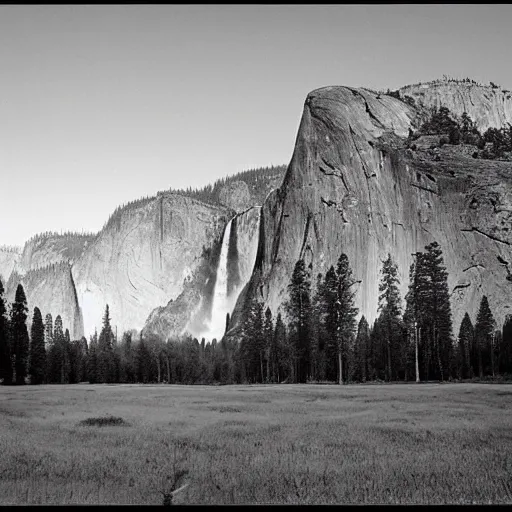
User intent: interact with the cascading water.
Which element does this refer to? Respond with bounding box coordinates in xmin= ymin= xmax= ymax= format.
xmin=192 ymin=206 xmax=261 ymax=341
xmin=208 ymin=219 xmax=234 ymax=340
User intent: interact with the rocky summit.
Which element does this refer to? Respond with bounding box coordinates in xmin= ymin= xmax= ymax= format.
xmin=232 ymin=80 xmax=512 ymax=336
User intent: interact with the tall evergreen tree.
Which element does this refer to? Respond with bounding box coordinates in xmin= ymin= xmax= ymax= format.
xmin=273 ymin=312 xmax=287 ymax=383
xmin=457 ymin=313 xmax=474 ymax=379
xmin=285 ymin=259 xmax=313 ymax=383
xmin=377 ymin=254 xmax=403 ymax=381
xmin=97 ymin=305 xmax=114 ymax=383
xmin=263 ymin=307 xmax=273 ymax=383
xmin=322 ymin=266 xmax=339 ymax=382
xmin=353 ymin=316 xmax=370 ymax=382
xmin=501 ymin=315 xmax=512 ymax=375
xmin=475 ymin=296 xmax=495 ymax=378
xmin=426 ymin=242 xmax=453 ymax=380
xmin=29 ymin=307 xmax=46 ymax=384
xmin=87 ymin=329 xmax=99 ymax=383
xmin=10 ymin=284 xmax=30 ymax=385
xmin=0 ymin=278 xmax=12 ymax=384
xmin=239 ymin=297 xmax=265 ymax=382
xmin=136 ymin=336 xmax=151 ymax=383
xmin=334 ymin=254 xmax=359 ymax=384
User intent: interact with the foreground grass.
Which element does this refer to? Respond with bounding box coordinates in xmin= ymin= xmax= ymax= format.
xmin=0 ymin=383 xmax=511 ymax=504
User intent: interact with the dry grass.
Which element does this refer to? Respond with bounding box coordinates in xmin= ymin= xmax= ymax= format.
xmin=0 ymin=383 xmax=511 ymax=504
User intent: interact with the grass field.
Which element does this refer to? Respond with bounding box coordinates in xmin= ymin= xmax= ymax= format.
xmin=1 ymin=383 xmax=511 ymax=504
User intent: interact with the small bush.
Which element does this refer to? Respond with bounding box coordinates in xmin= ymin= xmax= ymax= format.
xmin=79 ymin=416 xmax=129 ymax=427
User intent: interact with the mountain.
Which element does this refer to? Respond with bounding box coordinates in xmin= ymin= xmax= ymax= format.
xmin=2 ymin=166 xmax=285 ymax=339
xmin=229 ymin=79 xmax=512 ymax=337
xmin=3 ymin=78 xmax=511 ymax=342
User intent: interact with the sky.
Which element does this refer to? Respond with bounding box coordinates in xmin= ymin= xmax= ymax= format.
xmin=1 ymin=4 xmax=512 ymax=246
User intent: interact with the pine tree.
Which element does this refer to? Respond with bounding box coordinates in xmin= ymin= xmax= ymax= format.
xmin=263 ymin=307 xmax=273 ymax=383
xmin=410 ymin=243 xmax=453 ymax=381
xmin=334 ymin=254 xmax=359 ymax=384
xmin=457 ymin=313 xmax=474 ymax=379
xmin=475 ymin=296 xmax=495 ymax=378
xmin=354 ymin=316 xmax=369 ymax=382
xmin=0 ymin=278 xmax=12 ymax=384
xmin=29 ymin=307 xmax=46 ymax=384
xmin=322 ymin=266 xmax=339 ymax=382
xmin=273 ymin=312 xmax=287 ymax=383
xmin=310 ymin=273 xmax=325 ymax=382
xmin=10 ymin=284 xmax=30 ymax=385
xmin=241 ymin=298 xmax=265 ymax=383
xmin=50 ymin=316 xmax=65 ymax=384
xmin=285 ymin=259 xmax=313 ymax=383
xmin=97 ymin=305 xmax=114 ymax=383
xmin=87 ymin=330 xmax=99 ymax=383
xmin=122 ymin=332 xmax=136 ymax=383
xmin=404 ymin=257 xmax=426 ymax=382
xmin=136 ymin=336 xmax=151 ymax=383
xmin=378 ymin=254 xmax=403 ymax=381
xmin=62 ymin=328 xmax=71 ymax=384
xmin=501 ymin=315 xmax=512 ymax=375
xmin=44 ymin=313 xmax=53 ymax=346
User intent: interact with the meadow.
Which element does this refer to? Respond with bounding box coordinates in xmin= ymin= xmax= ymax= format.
xmin=0 ymin=382 xmax=511 ymax=504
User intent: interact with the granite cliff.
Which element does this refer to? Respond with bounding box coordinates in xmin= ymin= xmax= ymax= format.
xmin=232 ymin=81 xmax=512 ymax=336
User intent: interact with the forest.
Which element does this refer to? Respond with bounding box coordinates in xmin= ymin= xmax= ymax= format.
xmin=0 ymin=241 xmax=510 ymax=386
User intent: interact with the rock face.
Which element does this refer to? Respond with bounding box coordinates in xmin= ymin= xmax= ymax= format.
xmin=19 ymin=233 xmax=94 ymax=273
xmin=0 ymin=246 xmax=21 ymax=284
xmin=72 ymin=193 xmax=232 ymax=338
xmin=6 ymin=262 xmax=83 ymax=339
xmin=219 ymin=180 xmax=252 ymax=212
xmin=143 ymin=205 xmax=262 ymax=341
xmin=400 ymin=81 xmax=512 ymax=132
xmin=239 ymin=83 xmax=512 ymax=335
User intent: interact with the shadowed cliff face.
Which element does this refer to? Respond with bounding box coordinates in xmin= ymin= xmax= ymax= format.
xmin=248 ymin=84 xmax=512 ymax=331
xmin=6 ymin=263 xmax=83 ymax=339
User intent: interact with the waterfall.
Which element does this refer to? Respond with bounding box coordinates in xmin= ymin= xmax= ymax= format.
xmin=208 ymin=219 xmax=234 ymax=341
xmin=191 ymin=207 xmax=261 ymax=341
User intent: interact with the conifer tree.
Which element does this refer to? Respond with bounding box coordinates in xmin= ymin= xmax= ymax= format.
xmin=322 ymin=266 xmax=339 ymax=381
xmin=136 ymin=336 xmax=151 ymax=383
xmin=10 ymin=284 xmax=30 ymax=385
xmin=29 ymin=307 xmax=46 ymax=384
xmin=44 ymin=313 xmax=53 ymax=346
xmin=87 ymin=330 xmax=99 ymax=383
xmin=285 ymin=259 xmax=313 ymax=383
xmin=239 ymin=297 xmax=262 ymax=382
xmin=310 ymin=273 xmax=325 ymax=382
xmin=457 ymin=313 xmax=474 ymax=379
xmin=50 ymin=316 xmax=65 ymax=384
xmin=263 ymin=307 xmax=273 ymax=383
xmin=475 ymin=296 xmax=495 ymax=378
xmin=0 ymin=278 xmax=12 ymax=384
xmin=273 ymin=312 xmax=287 ymax=383
xmin=122 ymin=332 xmax=136 ymax=383
xmin=97 ymin=305 xmax=114 ymax=383
xmin=62 ymin=328 xmax=71 ymax=383
xmin=334 ymin=254 xmax=359 ymax=384
xmin=501 ymin=315 xmax=512 ymax=375
xmin=424 ymin=242 xmax=453 ymax=380
xmin=78 ymin=337 xmax=89 ymax=382
xmin=354 ymin=316 xmax=370 ymax=382
xmin=378 ymin=254 xmax=403 ymax=381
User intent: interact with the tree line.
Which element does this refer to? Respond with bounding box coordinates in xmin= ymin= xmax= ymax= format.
xmin=1 ymin=241 xmax=511 ymax=385
xmin=408 ymin=106 xmax=512 ymax=160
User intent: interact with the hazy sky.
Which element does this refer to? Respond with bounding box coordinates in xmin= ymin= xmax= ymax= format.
xmin=1 ymin=4 xmax=512 ymax=246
